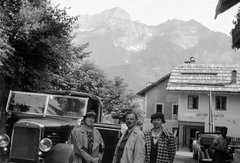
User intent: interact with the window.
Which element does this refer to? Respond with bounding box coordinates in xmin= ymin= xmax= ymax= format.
xmin=215 ymin=96 xmax=227 ymax=111
xmin=173 ymin=104 xmax=178 ymax=114
xmin=172 ymin=104 xmax=178 ymax=120
xmin=155 ymin=103 xmax=163 ymax=113
xmin=188 ymin=95 xmax=199 ymax=109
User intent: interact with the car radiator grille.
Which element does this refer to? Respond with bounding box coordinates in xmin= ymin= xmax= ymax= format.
xmin=10 ymin=127 xmax=40 ymax=162
xmin=44 ymin=127 xmax=65 ymax=145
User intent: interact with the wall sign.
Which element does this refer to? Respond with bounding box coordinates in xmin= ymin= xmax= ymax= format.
xmin=195 ymin=113 xmax=224 ymax=118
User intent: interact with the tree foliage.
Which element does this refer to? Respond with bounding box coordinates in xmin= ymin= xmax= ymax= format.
xmin=0 ymin=0 xmax=142 ymax=119
xmin=0 ymin=0 xmax=89 ymax=92
xmin=63 ymin=60 xmax=141 ymax=116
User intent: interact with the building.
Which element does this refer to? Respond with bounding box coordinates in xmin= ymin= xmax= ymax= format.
xmin=167 ymin=61 xmax=240 ymax=147
xmin=137 ymin=73 xmax=178 ymax=135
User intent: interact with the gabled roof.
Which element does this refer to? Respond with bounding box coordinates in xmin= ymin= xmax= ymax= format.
xmin=167 ymin=64 xmax=240 ymax=93
xmin=137 ymin=73 xmax=170 ymax=96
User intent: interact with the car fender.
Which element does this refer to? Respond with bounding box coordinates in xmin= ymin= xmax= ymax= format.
xmin=44 ymin=143 xmax=74 ymax=163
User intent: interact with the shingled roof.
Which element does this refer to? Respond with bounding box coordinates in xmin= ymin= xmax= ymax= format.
xmin=137 ymin=73 xmax=170 ymax=96
xmin=167 ymin=64 xmax=240 ymax=93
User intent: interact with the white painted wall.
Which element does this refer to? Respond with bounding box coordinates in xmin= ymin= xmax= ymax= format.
xmin=178 ymin=92 xmax=240 ymax=137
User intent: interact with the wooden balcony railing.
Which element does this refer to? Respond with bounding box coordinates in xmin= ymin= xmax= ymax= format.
xmin=232 ymin=21 xmax=240 ymax=49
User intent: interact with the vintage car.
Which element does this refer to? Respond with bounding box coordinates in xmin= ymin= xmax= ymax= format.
xmin=0 ymin=90 xmax=121 ymax=163
xmin=192 ymin=132 xmax=233 ymax=163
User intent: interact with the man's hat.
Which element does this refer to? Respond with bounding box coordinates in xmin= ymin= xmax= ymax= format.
xmin=84 ymin=111 xmax=97 ymax=118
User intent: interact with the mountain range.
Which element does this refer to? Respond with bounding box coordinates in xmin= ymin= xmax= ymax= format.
xmin=73 ymin=7 xmax=240 ymax=93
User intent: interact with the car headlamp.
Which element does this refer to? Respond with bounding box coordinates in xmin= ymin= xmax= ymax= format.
xmin=0 ymin=134 xmax=10 ymax=147
xmin=39 ymin=138 xmax=52 ymax=152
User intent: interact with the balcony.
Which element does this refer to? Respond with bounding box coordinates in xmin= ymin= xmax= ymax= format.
xmin=232 ymin=21 xmax=240 ymax=49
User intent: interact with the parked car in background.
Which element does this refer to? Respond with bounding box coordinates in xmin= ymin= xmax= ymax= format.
xmin=0 ymin=90 xmax=121 ymax=163
xmin=192 ymin=132 xmax=233 ymax=163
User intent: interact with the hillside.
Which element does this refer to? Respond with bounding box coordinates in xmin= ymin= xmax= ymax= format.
xmin=73 ymin=7 xmax=240 ymax=93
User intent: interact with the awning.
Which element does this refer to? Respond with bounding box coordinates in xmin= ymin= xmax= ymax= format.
xmin=215 ymin=0 xmax=240 ymax=19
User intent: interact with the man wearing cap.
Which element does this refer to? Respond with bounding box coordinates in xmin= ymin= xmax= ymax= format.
xmin=144 ymin=112 xmax=176 ymax=163
xmin=71 ymin=111 xmax=105 ymax=163
xmin=210 ymin=126 xmax=231 ymax=163
xmin=112 ymin=110 xmax=145 ymax=163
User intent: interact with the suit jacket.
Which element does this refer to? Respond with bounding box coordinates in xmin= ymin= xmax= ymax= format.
xmin=71 ymin=125 xmax=105 ymax=163
xmin=112 ymin=126 xmax=145 ymax=163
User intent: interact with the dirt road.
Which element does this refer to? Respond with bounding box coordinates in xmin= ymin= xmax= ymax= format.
xmin=174 ymin=148 xmax=197 ymax=163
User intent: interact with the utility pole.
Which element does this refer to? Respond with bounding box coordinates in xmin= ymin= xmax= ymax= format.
xmin=209 ymin=90 xmax=214 ymax=132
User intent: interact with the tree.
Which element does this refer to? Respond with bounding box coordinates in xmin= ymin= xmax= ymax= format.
xmin=0 ymin=0 xmax=143 ymax=122
xmin=102 ymin=76 xmax=137 ymax=113
xmin=102 ymin=76 xmax=144 ymax=124
xmin=0 ymin=0 xmax=89 ymax=92
xmin=62 ymin=59 xmax=142 ymax=119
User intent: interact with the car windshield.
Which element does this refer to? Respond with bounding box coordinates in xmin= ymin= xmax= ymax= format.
xmin=7 ymin=91 xmax=87 ymax=118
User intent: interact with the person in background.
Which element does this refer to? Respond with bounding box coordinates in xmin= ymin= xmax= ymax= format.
xmin=144 ymin=112 xmax=176 ymax=163
xmin=210 ymin=126 xmax=231 ymax=163
xmin=71 ymin=111 xmax=105 ymax=163
xmin=112 ymin=110 xmax=145 ymax=163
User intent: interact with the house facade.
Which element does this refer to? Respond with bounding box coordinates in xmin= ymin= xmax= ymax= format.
xmin=137 ymin=74 xmax=178 ymax=135
xmin=167 ymin=62 xmax=240 ymax=147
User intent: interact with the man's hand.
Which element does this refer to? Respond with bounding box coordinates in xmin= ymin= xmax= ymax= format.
xmin=91 ymin=157 xmax=100 ymax=163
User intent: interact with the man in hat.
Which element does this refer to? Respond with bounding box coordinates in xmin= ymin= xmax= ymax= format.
xmin=112 ymin=110 xmax=145 ymax=163
xmin=71 ymin=111 xmax=105 ymax=163
xmin=210 ymin=126 xmax=231 ymax=163
xmin=144 ymin=112 xmax=176 ymax=163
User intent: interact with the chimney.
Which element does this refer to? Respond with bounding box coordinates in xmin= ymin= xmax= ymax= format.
xmin=184 ymin=57 xmax=196 ymax=64
xmin=190 ymin=57 xmax=196 ymax=64
xmin=231 ymin=70 xmax=237 ymax=84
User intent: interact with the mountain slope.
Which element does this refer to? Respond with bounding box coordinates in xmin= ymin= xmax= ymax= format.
xmin=73 ymin=7 xmax=240 ymax=93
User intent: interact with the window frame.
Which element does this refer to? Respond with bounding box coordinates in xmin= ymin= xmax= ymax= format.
xmin=172 ymin=103 xmax=178 ymax=120
xmin=215 ymin=96 xmax=227 ymax=111
xmin=188 ymin=95 xmax=199 ymax=109
xmin=155 ymin=103 xmax=164 ymax=113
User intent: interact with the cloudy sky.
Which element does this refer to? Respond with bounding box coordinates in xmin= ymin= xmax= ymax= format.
xmin=51 ymin=0 xmax=239 ymax=35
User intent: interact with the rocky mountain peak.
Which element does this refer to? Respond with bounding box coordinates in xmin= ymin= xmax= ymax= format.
xmin=152 ymin=19 xmax=212 ymax=49
xmin=100 ymin=7 xmax=131 ymax=21
xmin=74 ymin=7 xmax=240 ymax=92
xmin=76 ymin=7 xmax=132 ymax=30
